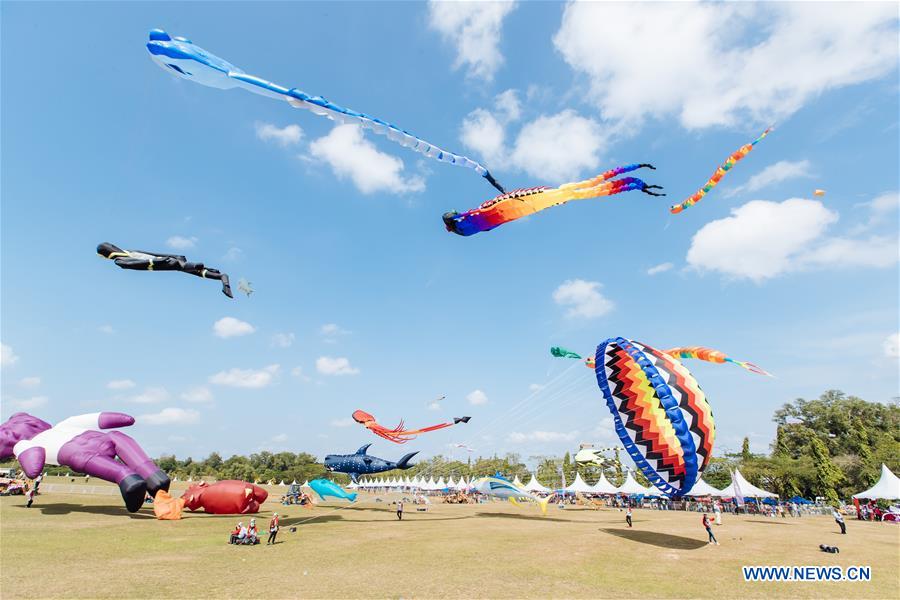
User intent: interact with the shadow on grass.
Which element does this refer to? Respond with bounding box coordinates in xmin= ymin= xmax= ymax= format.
xmin=474 ymin=512 xmax=576 ymax=523
xmin=745 ymin=520 xmax=791 ymax=525
xmin=600 ymin=528 xmax=708 ymax=549
xmin=32 ymin=503 xmax=154 ymax=519
xmin=282 ymin=512 xmax=475 ymax=526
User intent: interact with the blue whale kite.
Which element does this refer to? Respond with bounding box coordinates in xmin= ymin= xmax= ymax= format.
xmin=308 ymin=479 xmax=357 ymax=503
xmin=324 ymin=444 xmax=418 ymax=483
xmin=146 ymin=29 xmax=505 ymax=194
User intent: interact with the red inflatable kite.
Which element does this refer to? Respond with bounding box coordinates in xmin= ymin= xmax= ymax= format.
xmin=351 ymin=410 xmax=471 ymax=444
xmin=182 ymin=480 xmax=268 ymax=514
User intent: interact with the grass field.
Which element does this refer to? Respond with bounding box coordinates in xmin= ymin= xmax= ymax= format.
xmin=1 ymin=481 xmax=897 ymax=599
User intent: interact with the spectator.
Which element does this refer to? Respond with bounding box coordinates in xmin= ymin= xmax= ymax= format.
xmin=229 ymin=522 xmax=241 ymax=545
xmin=248 ymin=519 xmax=259 ymax=544
xmin=625 ymin=507 xmax=633 ymax=528
xmin=832 ymin=507 xmax=846 ymax=534
xmin=703 ymin=513 xmax=719 ymax=545
xmin=397 ymin=500 xmax=404 ymax=521
xmin=267 ymin=512 xmax=280 ymax=545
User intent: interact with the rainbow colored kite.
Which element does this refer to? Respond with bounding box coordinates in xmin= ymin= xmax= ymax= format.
xmin=443 ymin=164 xmax=664 ymax=236
xmin=670 ymin=128 xmax=773 ymax=214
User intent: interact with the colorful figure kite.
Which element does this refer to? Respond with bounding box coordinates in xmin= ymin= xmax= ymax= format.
xmin=0 ymin=412 xmax=170 ymax=512
xmin=471 ymin=475 xmax=552 ymax=515
xmin=574 ymin=446 xmax=617 ymax=467
xmin=443 ymin=164 xmax=663 ymax=236
xmin=351 ymin=410 xmax=470 ymax=444
xmin=670 ymin=128 xmax=772 ymax=214
xmin=147 ymin=30 xmax=505 ymax=194
xmin=324 ymin=444 xmax=418 ymax=483
xmin=182 ymin=480 xmax=268 ymax=514
xmin=308 ymin=479 xmax=357 ymax=502
xmin=553 ymin=339 xmax=768 ymax=496
xmin=553 ymin=345 xmax=769 ymax=376
xmin=98 ymin=243 xmax=232 ymax=298
xmin=814 ymin=189 xmax=826 ymax=197
xmin=663 ymin=346 xmax=771 ymax=376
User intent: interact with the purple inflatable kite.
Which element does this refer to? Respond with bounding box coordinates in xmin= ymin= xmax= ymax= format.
xmin=0 ymin=412 xmax=170 ymax=512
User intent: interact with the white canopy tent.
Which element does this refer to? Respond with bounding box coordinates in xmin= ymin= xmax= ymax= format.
xmin=455 ymin=477 xmax=468 ymax=491
xmin=719 ymin=469 xmax=778 ymax=498
xmin=616 ymin=471 xmax=655 ymax=495
xmin=436 ymin=477 xmax=447 ymax=489
xmin=684 ymin=478 xmax=725 ymax=497
xmin=512 ymin=475 xmax=524 ymax=488
xmin=589 ymin=474 xmax=618 ymax=495
xmin=853 ymin=464 xmax=900 ymax=500
xmin=565 ymin=473 xmax=594 ymax=493
xmin=525 ymin=473 xmax=550 ymax=494
xmin=523 ymin=474 xmax=550 ymax=493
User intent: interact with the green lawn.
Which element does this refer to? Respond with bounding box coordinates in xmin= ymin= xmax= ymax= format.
xmin=1 ymin=482 xmax=897 ymax=599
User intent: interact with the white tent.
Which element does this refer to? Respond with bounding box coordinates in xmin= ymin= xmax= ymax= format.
xmin=616 ymin=471 xmax=655 ymax=495
xmin=447 ymin=476 xmax=457 ymax=488
xmin=512 ymin=475 xmax=524 ymax=488
xmin=589 ymin=474 xmax=618 ymax=495
xmin=425 ymin=476 xmax=436 ymax=490
xmin=853 ymin=464 xmax=900 ymax=500
xmin=279 ymin=480 xmax=286 ymax=486
xmin=719 ymin=469 xmax=777 ymax=498
xmin=685 ymin=478 xmax=725 ymax=497
xmin=523 ymin=474 xmax=551 ymax=493
xmin=455 ymin=477 xmax=468 ymax=491
xmin=565 ymin=473 xmax=594 ymax=493
xmin=436 ymin=476 xmax=447 ymax=489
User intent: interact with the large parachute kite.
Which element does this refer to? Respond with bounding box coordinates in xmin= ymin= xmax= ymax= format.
xmin=670 ymin=128 xmax=772 ymax=214
xmin=443 ymin=164 xmax=663 ymax=236
xmin=553 ymin=339 xmax=769 ymax=497
xmin=146 ymin=30 xmax=505 ymax=193
xmin=351 ymin=410 xmax=470 ymax=444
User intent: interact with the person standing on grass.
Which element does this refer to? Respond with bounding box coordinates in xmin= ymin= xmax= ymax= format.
xmin=703 ymin=513 xmax=719 ymax=545
xmin=25 ymin=486 xmax=35 ymax=508
xmin=625 ymin=506 xmax=633 ymax=528
xmin=267 ymin=512 xmax=279 ymax=545
xmin=397 ymin=500 xmax=404 ymax=521
xmin=714 ymin=502 xmax=722 ymax=526
xmin=832 ymin=507 xmax=846 ymax=534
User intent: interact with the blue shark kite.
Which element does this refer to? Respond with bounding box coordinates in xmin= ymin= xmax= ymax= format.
xmin=308 ymin=479 xmax=357 ymax=503
xmin=146 ymin=30 xmax=505 ymax=194
xmin=472 ymin=475 xmax=552 ymax=515
xmin=324 ymin=444 xmax=418 ymax=484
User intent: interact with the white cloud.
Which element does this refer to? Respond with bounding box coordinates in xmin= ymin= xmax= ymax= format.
xmin=290 ymin=366 xmax=312 ymax=382
xmin=884 ymin=333 xmax=900 ymax=359
xmin=727 ymin=160 xmax=813 ymax=197
xmin=128 ymin=387 xmax=170 ymax=404
xmin=19 ymin=377 xmax=40 ymax=389
xmin=166 ymin=236 xmax=197 ymax=250
xmin=106 ymin=379 xmax=136 ymax=390
xmin=320 ymin=323 xmax=350 ymax=343
xmin=553 ymin=279 xmax=614 ymax=319
xmin=554 ymin=3 xmax=899 ymax=129
xmin=223 ymin=247 xmax=243 ymax=261
xmin=427 ymin=401 xmax=442 ymax=411
xmin=427 ymin=0 xmax=517 ymax=80
xmin=466 ymin=389 xmax=488 ymax=406
xmin=309 ymin=124 xmax=425 ymax=195
xmin=213 ymin=317 xmax=256 ymax=339
xmin=647 ymin=262 xmax=674 ymax=276
xmin=255 ymin=122 xmax=303 ymax=147
xmin=509 ymin=110 xmax=607 ymax=182
xmin=181 ymin=386 xmax=213 ymax=403
xmin=687 ymin=198 xmax=898 ymax=281
xmin=854 ymin=191 xmax=900 ymax=232
xmin=9 ymin=396 xmax=48 ymax=410
xmin=140 ymin=407 xmax=200 ymax=426
xmin=528 ymin=383 xmax=544 ymax=393
xmin=1 ymin=343 xmax=19 ymax=367
xmin=209 ymin=364 xmax=280 ymax=388
xmin=271 ymin=332 xmax=295 ymax=348
xmin=507 ymin=430 xmax=578 ymax=443
xmin=315 ymin=356 xmax=360 ymax=376
xmin=271 ymin=433 xmax=289 ymax=443
xmin=98 ymin=325 xmax=116 ymax=335
xmin=461 ymin=108 xmax=507 ymax=166
xmin=330 ymin=418 xmax=355 ymax=428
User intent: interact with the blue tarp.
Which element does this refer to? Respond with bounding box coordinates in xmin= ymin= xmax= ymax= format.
xmin=789 ymin=496 xmax=813 ymax=504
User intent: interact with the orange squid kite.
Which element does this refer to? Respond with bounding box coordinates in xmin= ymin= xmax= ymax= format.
xmin=351 ymin=410 xmax=471 ymax=444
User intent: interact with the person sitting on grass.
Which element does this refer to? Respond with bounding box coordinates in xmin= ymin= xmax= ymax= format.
xmin=229 ymin=523 xmax=241 ymax=545
xmin=248 ymin=519 xmax=259 ymax=545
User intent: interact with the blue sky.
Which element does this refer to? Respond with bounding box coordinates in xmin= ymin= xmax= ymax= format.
xmin=2 ymin=2 xmax=898 ymax=468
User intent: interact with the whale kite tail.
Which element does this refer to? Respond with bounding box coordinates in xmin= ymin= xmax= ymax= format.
xmin=348 ymin=492 xmax=358 ymax=502
xmin=538 ymin=494 xmax=552 ymax=516
xmin=396 ymin=451 xmax=419 ymax=470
